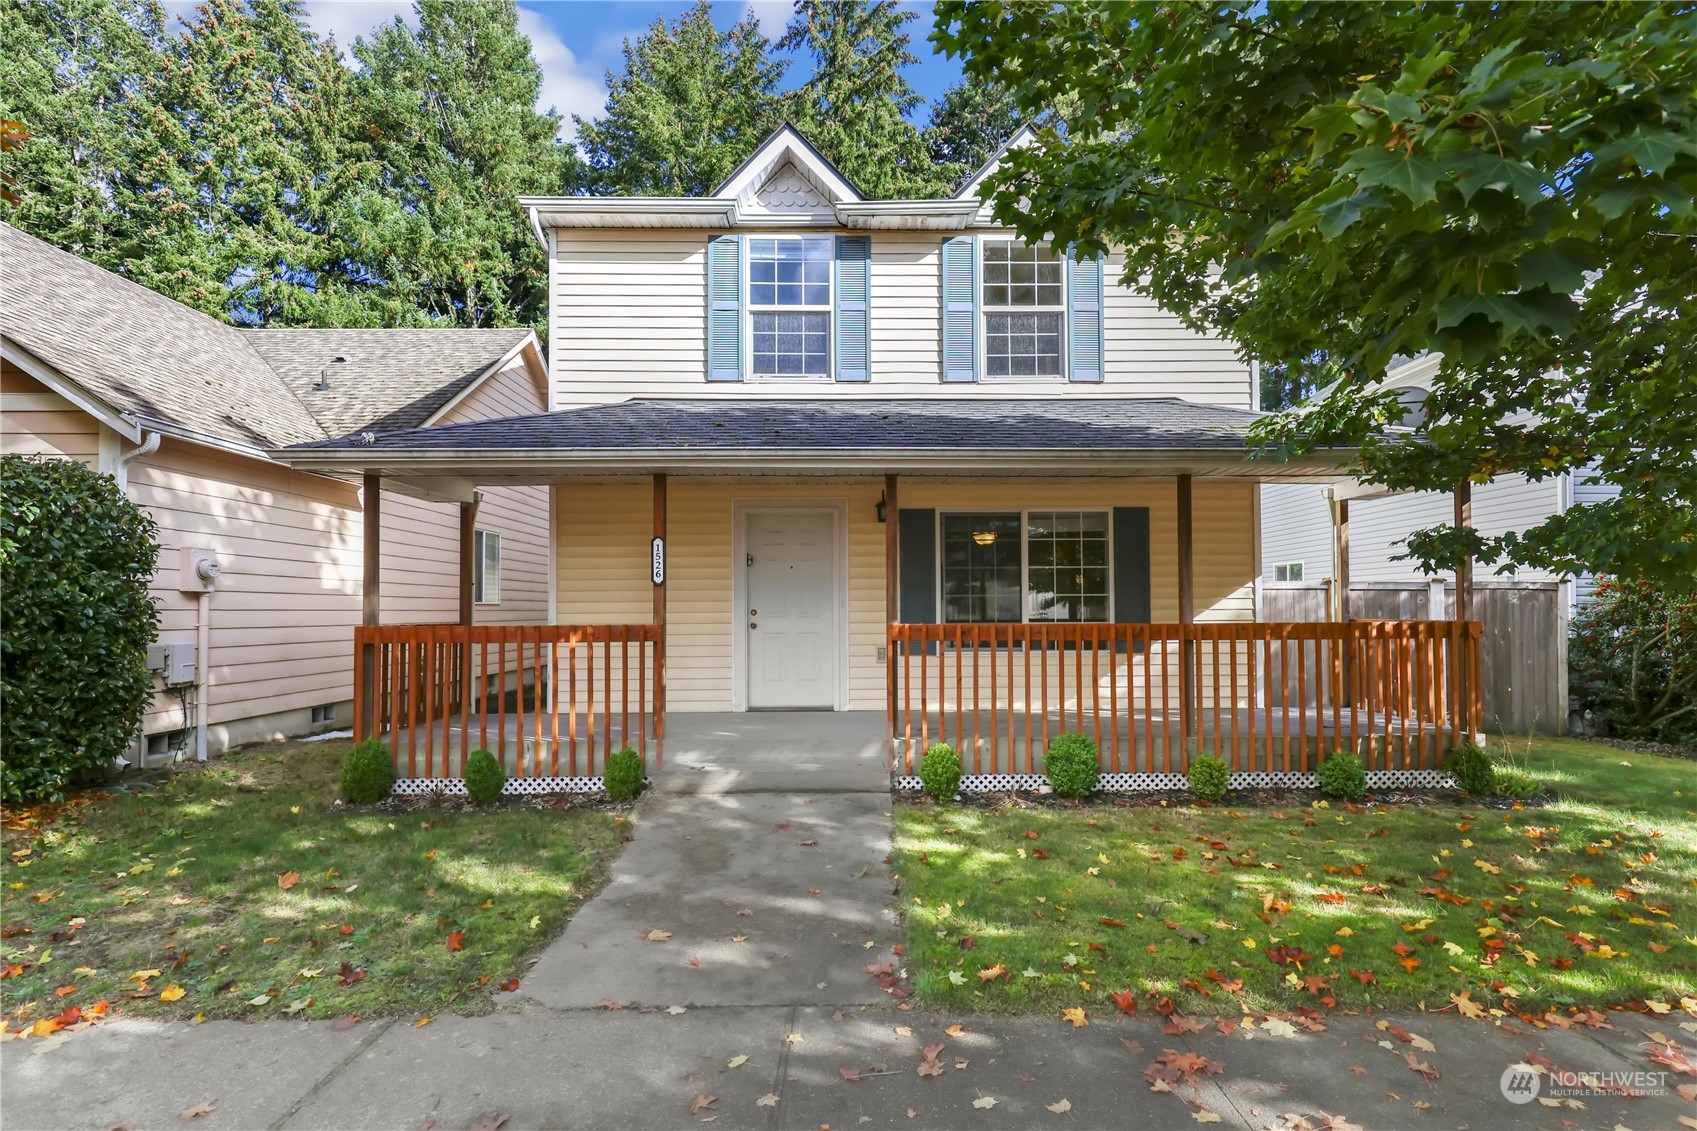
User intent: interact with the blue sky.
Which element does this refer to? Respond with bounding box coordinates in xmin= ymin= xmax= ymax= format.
xmin=286 ymin=1 xmax=964 ymax=138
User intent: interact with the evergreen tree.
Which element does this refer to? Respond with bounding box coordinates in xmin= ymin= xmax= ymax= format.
xmin=576 ymin=0 xmax=786 ymax=196
xmin=923 ymin=79 xmax=1024 ymax=191
xmin=780 ymin=0 xmax=946 ymax=199
xmin=341 ymin=0 xmax=581 ymax=329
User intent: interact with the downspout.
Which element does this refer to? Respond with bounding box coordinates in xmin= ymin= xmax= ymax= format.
xmin=196 ymin=590 xmax=211 ymax=761
xmin=110 ymin=430 xmax=160 ymax=488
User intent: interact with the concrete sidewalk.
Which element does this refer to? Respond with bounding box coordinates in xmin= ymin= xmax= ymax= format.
xmin=2 ymin=1003 xmax=1683 ymax=1130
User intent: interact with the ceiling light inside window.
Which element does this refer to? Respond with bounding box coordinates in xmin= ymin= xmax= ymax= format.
xmin=972 ymin=531 xmax=997 ymax=546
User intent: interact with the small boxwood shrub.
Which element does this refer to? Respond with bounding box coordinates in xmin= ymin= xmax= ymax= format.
xmin=920 ymin=743 xmax=962 ymax=801
xmin=464 ymin=749 xmax=505 ymax=805
xmin=1315 ymin=751 xmax=1367 ymax=800
xmin=1188 ymin=753 xmax=1230 ymax=802
xmin=341 ymin=738 xmax=395 ymax=803
xmin=1445 ymin=744 xmax=1496 ymax=795
xmin=604 ymin=747 xmax=645 ymax=801
xmin=1043 ymin=732 xmax=1100 ymax=798
xmin=2 ymin=455 xmax=160 ymax=804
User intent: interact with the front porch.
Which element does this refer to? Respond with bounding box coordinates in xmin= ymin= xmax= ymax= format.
xmin=286 ymin=396 xmax=1484 ymax=792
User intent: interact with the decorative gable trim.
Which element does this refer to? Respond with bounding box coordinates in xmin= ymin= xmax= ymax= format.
xmin=711 ymin=124 xmax=863 ymax=205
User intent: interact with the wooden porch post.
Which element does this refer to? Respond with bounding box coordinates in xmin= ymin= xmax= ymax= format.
xmin=1335 ymin=498 xmax=1350 ymax=622
xmin=652 ymin=474 xmax=667 ymax=747
xmin=885 ymin=473 xmax=899 ymax=767
xmin=1177 ymin=474 xmax=1196 ymax=752
xmin=358 ymin=472 xmax=381 ymax=740
xmin=458 ymin=496 xmax=481 ymax=627
xmin=1454 ymin=480 xmax=1475 ymax=739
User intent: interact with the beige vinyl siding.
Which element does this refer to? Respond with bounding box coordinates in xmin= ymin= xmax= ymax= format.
xmin=128 ymin=438 xmax=364 ymax=735
xmin=552 ymin=476 xmax=1257 ymax=714
xmin=439 ymin=357 xmax=548 ymax=420
xmin=1 ymin=364 xmax=101 ymax=464
xmin=550 ymin=231 xmax=1251 ymax=407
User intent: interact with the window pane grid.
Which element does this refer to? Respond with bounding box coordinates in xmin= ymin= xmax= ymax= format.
xmin=749 ymin=236 xmax=830 ymax=377
xmin=982 ymin=241 xmax=1063 ymax=378
xmin=939 ymin=510 xmax=1110 ymax=624
xmin=941 ymin=514 xmax=1022 ymax=624
xmin=1026 ymin=511 xmax=1108 ymax=622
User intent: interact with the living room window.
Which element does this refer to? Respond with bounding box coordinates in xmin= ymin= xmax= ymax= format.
xmin=748 ymin=236 xmax=831 ymax=377
xmin=939 ymin=510 xmax=1110 ymax=623
xmin=982 ymin=240 xmax=1064 ymax=378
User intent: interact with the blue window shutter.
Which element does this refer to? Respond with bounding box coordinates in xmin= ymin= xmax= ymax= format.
xmin=834 ymin=235 xmax=871 ymax=382
xmin=940 ymin=235 xmax=978 ymax=382
xmin=897 ymin=509 xmax=937 ymax=622
xmin=706 ymin=234 xmax=743 ymax=382
xmin=1067 ymin=252 xmax=1104 ymax=382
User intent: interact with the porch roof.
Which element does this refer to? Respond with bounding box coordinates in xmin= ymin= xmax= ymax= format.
xmin=270 ymin=396 xmax=1358 ymax=482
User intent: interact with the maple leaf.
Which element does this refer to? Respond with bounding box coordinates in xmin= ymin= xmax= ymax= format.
xmin=917 ymin=1043 xmax=947 ymax=1078
xmin=277 ymin=871 xmax=302 ymax=891
xmin=1110 ymin=990 xmax=1138 ymax=1015
xmin=1262 ymin=1018 xmax=1299 ymax=1038
xmin=445 ymin=931 xmax=465 ymax=952
xmin=1402 ymin=1052 xmax=1439 ymax=1079
xmin=337 ymin=963 xmax=366 ymax=987
xmin=159 ymin=984 xmax=187 ymax=1002
xmin=179 ymin=1099 xmax=217 ymax=1122
xmin=839 ymin=1067 xmax=862 ymax=1082
xmin=756 ymin=1093 xmax=779 ymax=1107
xmin=1450 ymin=991 xmax=1486 ymax=1019
xmin=689 ymin=1093 xmax=717 ymax=1114
xmin=1398 ymin=956 xmax=1420 ymax=973
xmin=498 ymin=979 xmax=520 ymax=992
xmin=1192 ymin=1108 xmax=1222 ymax=1123
xmin=644 ymin=929 xmax=671 ymax=942
xmin=1046 ymin=1099 xmax=1072 ymax=1114
xmin=1266 ymin=945 xmax=1312 ymax=965
xmin=1163 ymin=1015 xmax=1206 ymax=1035
xmin=1062 ymin=1007 xmax=1089 ymax=1028
xmin=944 ymin=1023 xmax=966 ymax=1038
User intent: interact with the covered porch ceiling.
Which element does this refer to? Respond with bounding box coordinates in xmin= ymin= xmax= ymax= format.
xmin=267 ymin=396 xmax=1363 ymax=493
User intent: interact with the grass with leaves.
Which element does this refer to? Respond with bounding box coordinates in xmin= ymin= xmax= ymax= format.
xmin=1 ymin=738 xmax=626 ymax=1029
xmin=893 ymin=737 xmax=1696 ymax=1017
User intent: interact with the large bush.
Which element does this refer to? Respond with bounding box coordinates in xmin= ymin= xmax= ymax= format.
xmin=2 ymin=456 xmax=159 ymax=804
xmin=1043 ymin=733 xmax=1100 ymax=798
xmin=1570 ymin=577 xmax=1697 ymax=746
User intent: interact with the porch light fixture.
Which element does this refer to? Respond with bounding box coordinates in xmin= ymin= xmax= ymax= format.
xmin=875 ymin=491 xmax=886 ymax=523
xmin=972 ymin=530 xmax=998 ymax=546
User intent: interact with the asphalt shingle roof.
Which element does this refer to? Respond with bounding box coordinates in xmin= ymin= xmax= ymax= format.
xmin=1 ymin=223 xmax=534 ymax=447
xmin=246 ymin=328 xmax=532 ymax=436
xmin=283 ymin=397 xmax=1271 ymax=453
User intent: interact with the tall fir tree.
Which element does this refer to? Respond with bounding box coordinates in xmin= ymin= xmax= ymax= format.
xmin=576 ymin=0 xmax=786 ymax=196
xmin=922 ymin=79 xmax=1024 ymax=191
xmin=779 ymin=0 xmax=947 ymax=199
xmin=341 ymin=0 xmax=581 ymax=329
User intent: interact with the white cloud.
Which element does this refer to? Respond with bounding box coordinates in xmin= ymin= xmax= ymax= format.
xmin=516 ymin=6 xmax=607 ymax=140
xmin=298 ymin=0 xmax=416 ymax=54
xmin=745 ymin=1 xmax=793 ymax=42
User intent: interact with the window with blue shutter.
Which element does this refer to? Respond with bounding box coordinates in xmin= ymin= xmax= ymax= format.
xmin=1066 ymin=252 xmax=1104 ymax=382
xmin=706 ymin=234 xmax=744 ymax=382
xmin=940 ymin=235 xmax=978 ymax=382
xmin=834 ymin=235 xmax=870 ymax=382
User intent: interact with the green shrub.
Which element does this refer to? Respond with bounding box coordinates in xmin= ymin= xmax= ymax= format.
xmin=1 ymin=455 xmax=160 ymax=804
xmin=1315 ymin=751 xmax=1367 ymax=800
xmin=1043 ymin=732 xmax=1100 ymax=798
xmin=1188 ymin=753 xmax=1230 ymax=802
xmin=464 ymin=749 xmax=505 ymax=805
xmin=1570 ymin=577 xmax=1697 ymax=746
xmin=919 ymin=743 xmax=962 ymax=801
xmin=1445 ymin=744 xmax=1496 ymax=795
xmin=604 ymin=747 xmax=645 ymax=801
xmin=341 ymin=738 xmax=395 ymax=803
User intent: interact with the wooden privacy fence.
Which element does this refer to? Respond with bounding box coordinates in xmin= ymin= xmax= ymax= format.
xmin=353 ymin=624 xmax=661 ymax=780
xmin=1262 ymin=581 xmax=1567 ymax=733
xmin=887 ymin=621 xmax=1482 ymax=777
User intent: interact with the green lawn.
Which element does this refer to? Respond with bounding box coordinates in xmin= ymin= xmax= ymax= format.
xmin=893 ymin=737 xmax=1695 ymax=1018
xmin=2 ymin=738 xmax=626 ymax=1032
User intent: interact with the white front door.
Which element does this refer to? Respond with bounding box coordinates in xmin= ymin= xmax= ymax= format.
xmin=745 ymin=511 xmax=837 ymax=709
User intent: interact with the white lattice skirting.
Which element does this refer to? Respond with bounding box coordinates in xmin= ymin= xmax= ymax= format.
xmin=393 ymin=776 xmax=606 ymax=796
xmin=894 ymin=769 xmax=1456 ymax=793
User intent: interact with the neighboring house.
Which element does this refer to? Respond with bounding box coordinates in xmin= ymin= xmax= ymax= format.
xmin=1 ymin=222 xmax=550 ymax=761
xmin=270 ymin=125 xmax=1484 ymax=789
xmin=1259 ymin=353 xmax=1619 ymax=606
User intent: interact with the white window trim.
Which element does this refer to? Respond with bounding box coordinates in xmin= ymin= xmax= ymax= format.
xmin=1274 ymin=561 xmax=1306 ymax=582
xmin=746 ymin=234 xmax=833 ymax=382
xmin=979 ymin=237 xmax=1068 ymax=383
xmin=474 ymin=528 xmax=502 ymax=605
xmin=934 ymin=508 xmax=1114 ymax=624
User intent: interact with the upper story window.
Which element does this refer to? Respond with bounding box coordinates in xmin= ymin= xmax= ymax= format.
xmin=749 ymin=236 xmax=831 ymax=377
xmin=982 ymin=240 xmax=1064 ymax=378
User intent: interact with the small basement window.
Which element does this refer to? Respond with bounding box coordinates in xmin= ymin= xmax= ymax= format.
xmin=310 ymin=704 xmax=336 ymax=725
xmin=474 ymin=529 xmax=502 ymax=604
xmin=1274 ymin=562 xmax=1306 ymax=581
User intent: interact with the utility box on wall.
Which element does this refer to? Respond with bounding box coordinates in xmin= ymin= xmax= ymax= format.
xmin=162 ymin=642 xmax=197 ymax=686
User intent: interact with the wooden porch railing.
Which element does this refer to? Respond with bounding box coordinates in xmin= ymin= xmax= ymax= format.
xmin=887 ymin=620 xmax=1483 ymax=777
xmin=354 ymin=624 xmax=662 ymax=779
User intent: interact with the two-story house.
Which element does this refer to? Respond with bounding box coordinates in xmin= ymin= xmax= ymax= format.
xmin=274 ymin=126 xmax=1481 ymax=793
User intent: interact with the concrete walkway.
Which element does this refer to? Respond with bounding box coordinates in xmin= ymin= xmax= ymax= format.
xmin=2 ymin=718 xmax=1687 ymax=1128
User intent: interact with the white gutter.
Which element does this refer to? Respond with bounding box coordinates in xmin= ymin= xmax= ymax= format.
xmin=110 ymin=430 xmax=161 ymax=485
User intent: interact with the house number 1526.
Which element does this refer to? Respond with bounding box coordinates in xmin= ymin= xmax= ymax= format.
xmin=651 ymin=537 xmax=665 ymax=585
